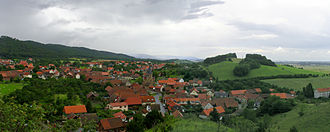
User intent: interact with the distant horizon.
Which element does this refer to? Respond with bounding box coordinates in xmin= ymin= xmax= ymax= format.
xmin=4 ymin=35 xmax=330 ymax=62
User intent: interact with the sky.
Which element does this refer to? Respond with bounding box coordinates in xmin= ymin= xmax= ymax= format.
xmin=1 ymin=0 xmax=330 ymax=61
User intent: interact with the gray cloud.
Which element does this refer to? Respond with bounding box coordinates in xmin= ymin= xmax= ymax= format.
xmin=1 ymin=0 xmax=330 ymax=61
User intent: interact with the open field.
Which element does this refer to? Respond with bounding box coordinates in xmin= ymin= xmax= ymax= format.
xmin=0 ymin=83 xmax=25 ymax=97
xmin=270 ymin=102 xmax=330 ymax=132
xmin=208 ymin=61 xmax=322 ymax=80
xmin=171 ymin=116 xmax=234 ymax=132
xmin=262 ymin=77 xmax=330 ymax=91
xmin=298 ymin=65 xmax=330 ymax=74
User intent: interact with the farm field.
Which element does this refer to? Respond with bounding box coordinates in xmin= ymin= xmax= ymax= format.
xmin=208 ymin=61 xmax=322 ymax=80
xmin=270 ymin=102 xmax=330 ymax=132
xmin=262 ymin=77 xmax=330 ymax=91
xmin=0 ymin=83 xmax=25 ymax=97
xmin=171 ymin=115 xmax=234 ymax=132
xmin=299 ymin=65 xmax=330 ymax=74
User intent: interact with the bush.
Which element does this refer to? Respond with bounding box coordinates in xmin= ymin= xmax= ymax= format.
xmin=233 ymin=65 xmax=250 ymax=77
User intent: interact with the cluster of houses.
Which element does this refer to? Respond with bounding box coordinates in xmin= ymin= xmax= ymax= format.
xmin=5 ymin=58 xmax=328 ymax=131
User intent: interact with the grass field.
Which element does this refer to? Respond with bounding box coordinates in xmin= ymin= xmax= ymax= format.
xmin=171 ymin=115 xmax=234 ymax=132
xmin=208 ymin=61 xmax=322 ymax=80
xmin=262 ymin=77 xmax=330 ymax=91
xmin=299 ymin=65 xmax=330 ymax=74
xmin=0 ymin=83 xmax=25 ymax=97
xmin=270 ymin=102 xmax=330 ymax=132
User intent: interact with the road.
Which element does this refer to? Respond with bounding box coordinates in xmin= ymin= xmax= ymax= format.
xmin=154 ymin=93 xmax=166 ymax=115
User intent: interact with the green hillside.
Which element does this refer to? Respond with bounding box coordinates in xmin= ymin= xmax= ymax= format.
xmin=208 ymin=61 xmax=322 ymax=80
xmin=270 ymin=102 xmax=330 ymax=132
xmin=262 ymin=77 xmax=330 ymax=91
xmin=171 ymin=116 xmax=234 ymax=132
xmin=0 ymin=36 xmax=134 ymax=59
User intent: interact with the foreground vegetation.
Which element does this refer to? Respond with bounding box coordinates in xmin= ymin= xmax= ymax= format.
xmin=0 ymin=83 xmax=25 ymax=97
xmin=263 ymin=77 xmax=330 ymax=91
xmin=270 ymin=102 xmax=330 ymax=132
xmin=208 ymin=61 xmax=321 ymax=80
xmin=171 ymin=115 xmax=233 ymax=132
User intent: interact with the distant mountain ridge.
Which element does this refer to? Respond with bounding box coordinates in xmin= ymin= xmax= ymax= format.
xmin=132 ymin=53 xmax=202 ymax=62
xmin=0 ymin=36 xmax=134 ymax=59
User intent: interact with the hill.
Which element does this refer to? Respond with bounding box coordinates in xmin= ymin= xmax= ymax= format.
xmin=0 ymin=36 xmax=134 ymax=60
xmin=208 ymin=61 xmax=322 ymax=80
xmin=204 ymin=53 xmax=237 ymax=65
xmin=171 ymin=116 xmax=234 ymax=132
xmin=270 ymin=102 xmax=330 ymax=132
xmin=262 ymin=77 xmax=330 ymax=91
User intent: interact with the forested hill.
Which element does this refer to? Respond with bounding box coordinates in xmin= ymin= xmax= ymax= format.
xmin=0 ymin=36 xmax=134 ymax=59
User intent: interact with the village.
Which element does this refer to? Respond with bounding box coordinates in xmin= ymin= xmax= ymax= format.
xmin=1 ymin=58 xmax=330 ymax=131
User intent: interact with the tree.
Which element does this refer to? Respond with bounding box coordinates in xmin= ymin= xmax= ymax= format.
xmin=233 ymin=65 xmax=250 ymax=77
xmin=127 ymin=114 xmax=145 ymax=132
xmin=86 ymin=100 xmax=94 ymax=113
xmin=62 ymin=119 xmax=81 ymax=131
xmin=144 ymin=110 xmax=164 ymax=129
xmin=303 ymin=83 xmax=314 ymax=98
xmin=290 ymin=126 xmax=298 ymax=132
xmin=0 ymin=74 xmax=3 ymax=82
xmin=0 ymin=100 xmax=46 ymax=131
xmin=242 ymin=109 xmax=257 ymax=122
xmin=210 ymin=108 xmax=220 ymax=122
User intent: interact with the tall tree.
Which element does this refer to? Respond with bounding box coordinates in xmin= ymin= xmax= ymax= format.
xmin=210 ymin=108 xmax=220 ymax=122
xmin=303 ymin=83 xmax=314 ymax=98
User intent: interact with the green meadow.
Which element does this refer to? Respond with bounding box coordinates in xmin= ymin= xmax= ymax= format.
xmin=262 ymin=77 xmax=330 ymax=91
xmin=270 ymin=102 xmax=330 ymax=132
xmin=171 ymin=115 xmax=234 ymax=132
xmin=0 ymin=83 xmax=25 ymax=97
xmin=207 ymin=61 xmax=321 ymax=80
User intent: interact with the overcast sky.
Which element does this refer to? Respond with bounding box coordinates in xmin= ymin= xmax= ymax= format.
xmin=1 ymin=0 xmax=330 ymax=61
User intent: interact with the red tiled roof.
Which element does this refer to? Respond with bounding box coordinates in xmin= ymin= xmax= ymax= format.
xmin=140 ymin=96 xmax=155 ymax=103
xmin=172 ymin=110 xmax=183 ymax=118
xmin=109 ymin=102 xmax=128 ymax=107
xmin=230 ymin=90 xmax=247 ymax=95
xmin=317 ymin=88 xmax=330 ymax=92
xmin=270 ymin=93 xmax=293 ymax=99
xmin=255 ymin=88 xmax=262 ymax=93
xmin=198 ymin=94 xmax=210 ymax=100
xmin=125 ymin=97 xmax=142 ymax=105
xmin=113 ymin=111 xmax=126 ymax=120
xmin=100 ymin=117 xmax=124 ymax=130
xmin=63 ymin=105 xmax=87 ymax=114
xmin=202 ymin=106 xmax=225 ymax=116
xmin=105 ymin=86 xmax=113 ymax=91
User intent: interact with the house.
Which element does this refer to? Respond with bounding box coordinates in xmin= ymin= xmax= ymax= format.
xmin=80 ymin=113 xmax=99 ymax=125
xmin=314 ymin=88 xmax=330 ymax=98
xmin=198 ymin=94 xmax=211 ymax=101
xmin=172 ymin=98 xmax=200 ymax=105
xmin=86 ymin=91 xmax=99 ymax=100
xmin=63 ymin=105 xmax=87 ymax=119
xmin=105 ymin=86 xmax=113 ymax=91
xmin=214 ymin=90 xmax=228 ymax=98
xmin=113 ymin=111 xmax=127 ymax=122
xmin=172 ymin=110 xmax=183 ymax=118
xmin=190 ymin=88 xmax=199 ymax=96
xmin=99 ymin=117 xmax=126 ymax=132
xmin=201 ymin=102 xmax=214 ymax=110
xmin=200 ymin=106 xmax=225 ymax=118
xmin=270 ymin=93 xmax=295 ymax=99
xmin=140 ymin=96 xmax=156 ymax=105
xmin=107 ymin=102 xmax=128 ymax=111
xmin=230 ymin=90 xmax=247 ymax=96
xmin=206 ymin=90 xmax=214 ymax=97
xmin=211 ymin=98 xmax=239 ymax=108
xmin=124 ymin=97 xmax=142 ymax=106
